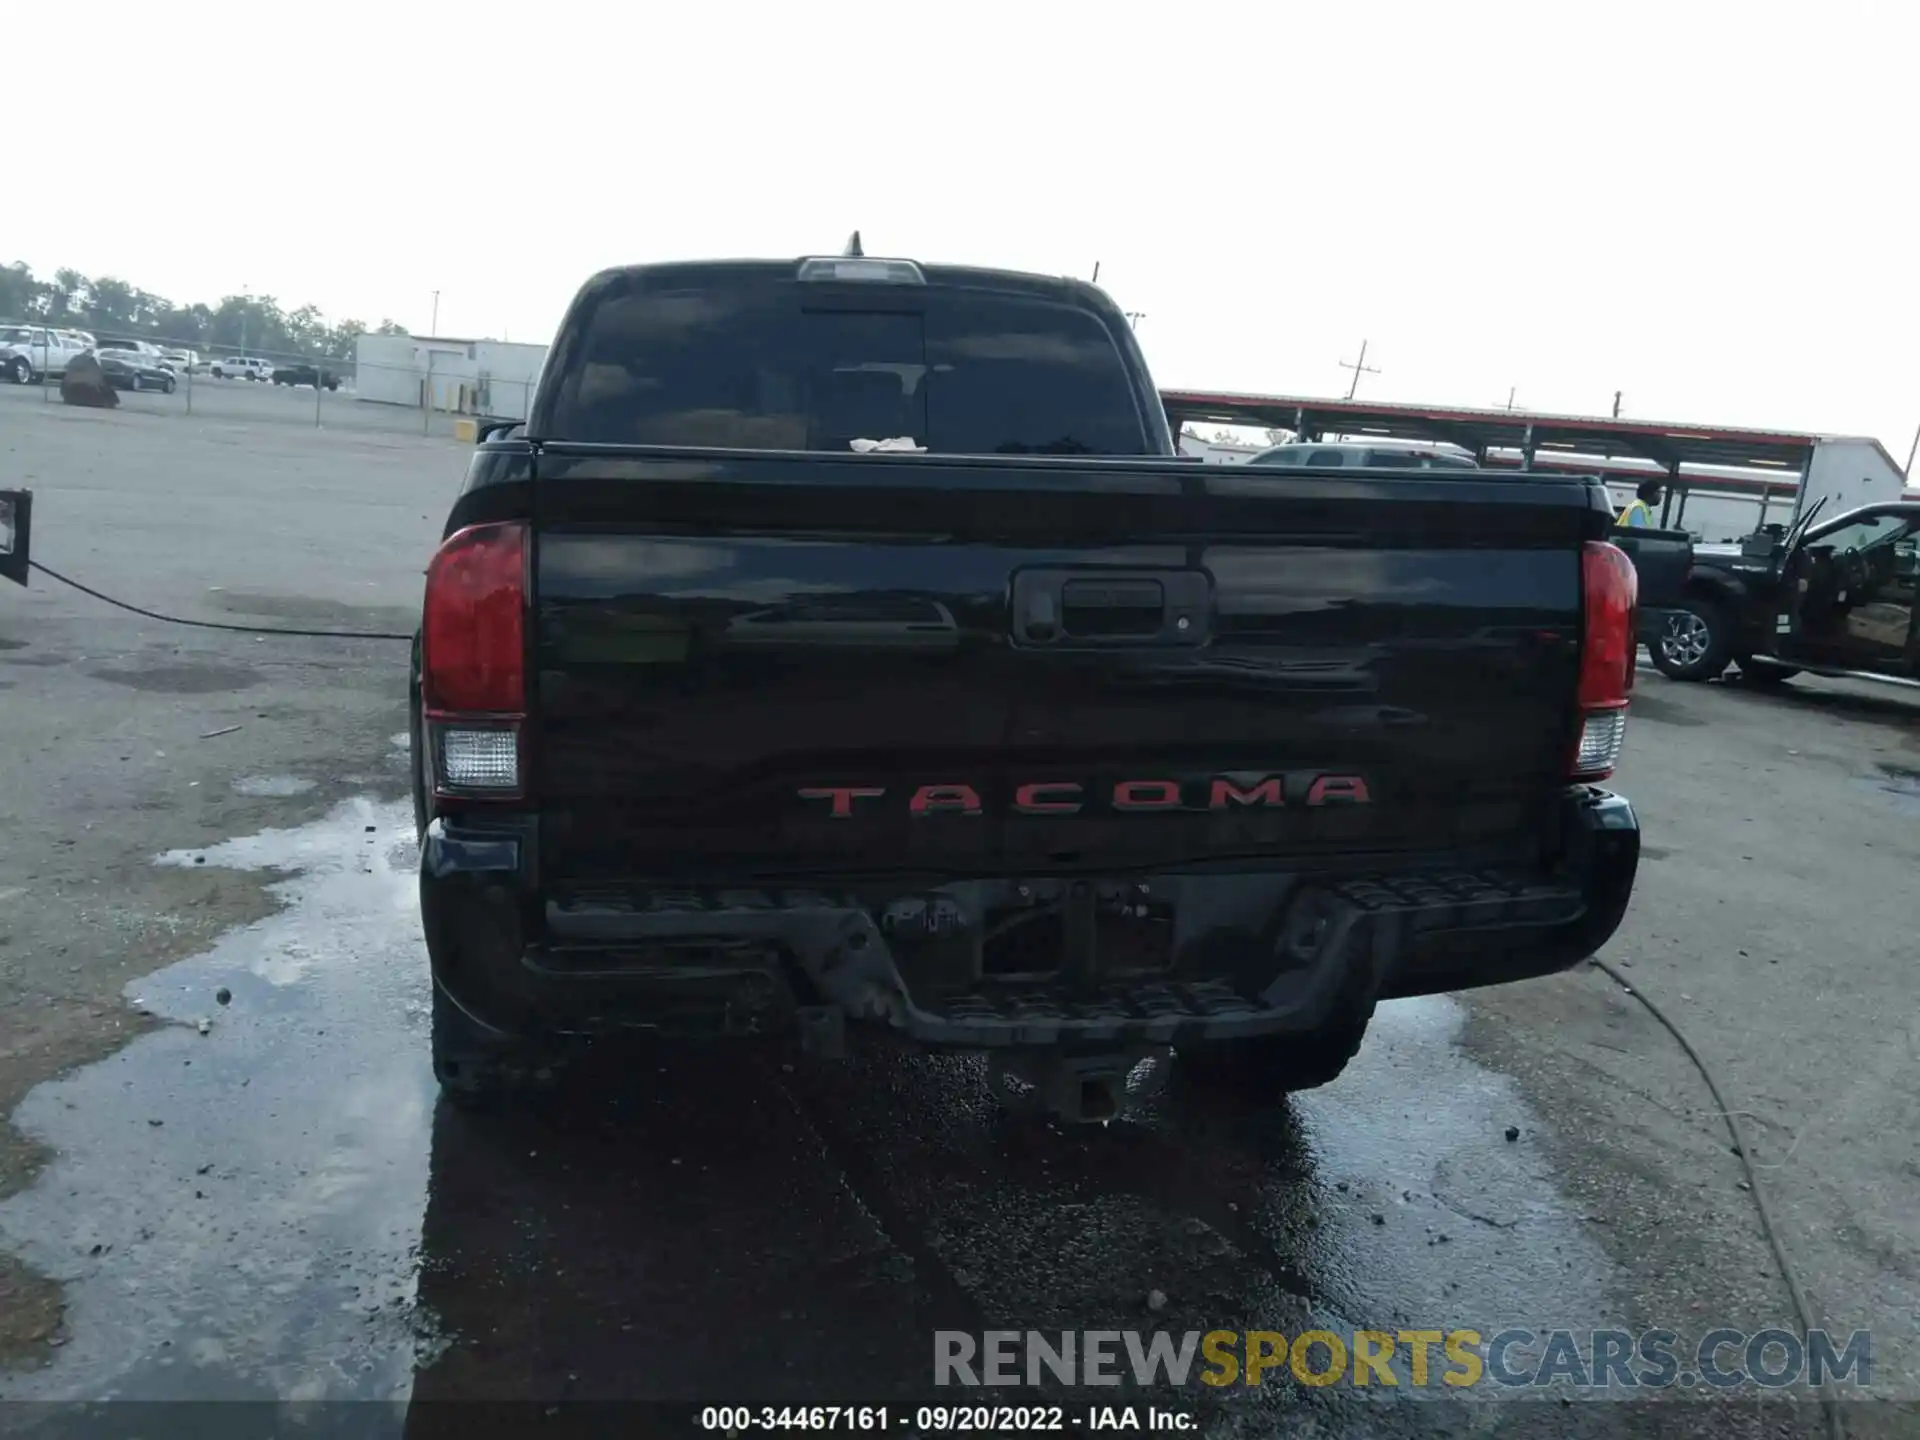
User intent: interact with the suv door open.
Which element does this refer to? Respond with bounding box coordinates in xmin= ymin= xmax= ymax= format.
xmin=1782 ymin=508 xmax=1920 ymax=675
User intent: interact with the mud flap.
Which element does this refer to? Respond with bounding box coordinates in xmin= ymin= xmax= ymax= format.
xmin=0 ymin=490 xmax=29 ymax=587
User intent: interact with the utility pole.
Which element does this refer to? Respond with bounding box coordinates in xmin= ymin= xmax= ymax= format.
xmin=1612 ymin=390 xmax=1623 ymax=419
xmin=431 ymin=291 xmax=441 ymax=336
xmin=1091 ymin=261 xmax=1101 ymax=284
xmin=1338 ymin=340 xmax=1379 ymax=400
xmin=1905 ymin=421 xmax=1919 ymax=479
xmin=1505 ymin=386 xmax=1517 ymax=412
xmin=1123 ymin=311 xmax=1145 ymax=329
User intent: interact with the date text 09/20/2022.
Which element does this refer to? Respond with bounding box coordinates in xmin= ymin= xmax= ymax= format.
xmin=698 ymin=1407 xmax=1194 ymax=1432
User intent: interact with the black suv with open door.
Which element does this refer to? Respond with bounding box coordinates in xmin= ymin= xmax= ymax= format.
xmin=409 ymin=253 xmax=1642 ymax=1126
xmin=1647 ymin=499 xmax=1920 ymax=687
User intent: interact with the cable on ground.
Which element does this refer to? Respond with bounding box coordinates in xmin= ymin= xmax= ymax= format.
xmin=27 ymin=560 xmax=413 ymax=641
xmin=1589 ymin=955 xmax=1845 ymax=1440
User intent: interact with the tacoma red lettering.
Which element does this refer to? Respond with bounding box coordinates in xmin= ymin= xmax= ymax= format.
xmin=798 ymin=786 xmax=885 ymax=819
xmin=1210 ymin=776 xmax=1285 ymax=810
xmin=910 ymin=784 xmax=983 ymax=816
xmin=1305 ymin=775 xmax=1371 ymax=806
xmin=1014 ymin=782 xmax=1084 ymax=814
xmin=1113 ymin=780 xmax=1183 ymax=811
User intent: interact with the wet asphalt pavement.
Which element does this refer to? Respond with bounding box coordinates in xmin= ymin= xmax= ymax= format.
xmin=3 ymin=769 xmax=1871 ymax=1440
xmin=0 ymin=787 xmax=1622 ymax=1429
xmin=0 ymin=704 xmax=1894 ymax=1440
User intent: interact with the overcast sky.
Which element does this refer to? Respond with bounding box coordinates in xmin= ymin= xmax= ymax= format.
xmin=13 ymin=1 xmax=1917 ymax=452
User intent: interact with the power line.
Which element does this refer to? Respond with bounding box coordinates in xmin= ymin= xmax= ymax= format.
xmin=1338 ymin=339 xmax=1380 ymax=400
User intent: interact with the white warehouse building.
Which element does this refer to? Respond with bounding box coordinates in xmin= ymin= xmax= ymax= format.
xmin=353 ymin=333 xmax=549 ymax=421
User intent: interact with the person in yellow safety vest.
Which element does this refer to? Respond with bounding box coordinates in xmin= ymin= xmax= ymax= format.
xmin=1617 ymin=479 xmax=1664 ymax=529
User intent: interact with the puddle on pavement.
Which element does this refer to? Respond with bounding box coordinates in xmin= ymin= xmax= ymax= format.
xmin=1867 ymin=761 xmax=1920 ymax=815
xmin=1291 ymin=998 xmax=1609 ymax=1336
xmin=0 ymin=797 xmax=432 ymax=1403
xmin=0 ymin=800 xmax=1619 ymax=1411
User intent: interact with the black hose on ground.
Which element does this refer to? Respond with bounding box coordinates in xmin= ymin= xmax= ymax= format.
xmin=27 ymin=560 xmax=414 ymax=641
xmin=1589 ymin=955 xmax=1845 ymax=1440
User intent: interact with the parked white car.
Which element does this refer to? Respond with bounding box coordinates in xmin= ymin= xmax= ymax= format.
xmin=100 ymin=339 xmax=176 ymax=369
xmin=209 ymin=355 xmax=275 ymax=381
xmin=160 ymin=347 xmax=200 ymax=372
xmin=0 ymin=326 xmax=92 ymax=384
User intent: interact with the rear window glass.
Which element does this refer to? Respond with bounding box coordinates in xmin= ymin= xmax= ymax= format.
xmin=549 ymin=281 xmax=1149 ymax=455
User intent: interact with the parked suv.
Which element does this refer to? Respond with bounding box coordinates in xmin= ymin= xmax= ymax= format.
xmin=210 ymin=356 xmax=275 ymax=381
xmin=99 ymin=339 xmax=178 ymax=370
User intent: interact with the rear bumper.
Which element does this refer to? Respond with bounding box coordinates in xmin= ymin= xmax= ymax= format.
xmin=421 ymin=787 xmax=1639 ymax=1049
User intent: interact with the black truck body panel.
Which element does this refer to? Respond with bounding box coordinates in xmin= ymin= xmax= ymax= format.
xmin=415 ymin=257 xmax=1640 ymax=1059
xmin=1607 ymin=524 xmax=1691 ymax=642
xmin=527 ymin=450 xmax=1602 ymax=885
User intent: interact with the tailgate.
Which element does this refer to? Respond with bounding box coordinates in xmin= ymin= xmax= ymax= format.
xmin=531 ymin=450 xmax=1603 ymax=882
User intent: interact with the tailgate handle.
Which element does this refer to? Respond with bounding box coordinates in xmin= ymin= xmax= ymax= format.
xmin=1012 ymin=568 xmax=1210 ymax=647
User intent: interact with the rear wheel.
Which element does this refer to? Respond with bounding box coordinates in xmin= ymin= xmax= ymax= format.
xmin=162 ymin=376 xmax=176 ymax=394
xmin=1650 ymin=596 xmax=1733 ymax=682
xmin=1176 ymin=1002 xmax=1374 ymax=1099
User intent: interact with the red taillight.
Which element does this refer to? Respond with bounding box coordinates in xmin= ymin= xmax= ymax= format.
xmin=422 ymin=522 xmax=527 ymax=800
xmin=1571 ymin=540 xmax=1636 ymax=781
xmin=422 ymin=522 xmax=527 ymax=715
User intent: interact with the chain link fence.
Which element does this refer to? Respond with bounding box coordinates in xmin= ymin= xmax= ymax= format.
xmin=0 ymin=332 xmax=541 ymax=442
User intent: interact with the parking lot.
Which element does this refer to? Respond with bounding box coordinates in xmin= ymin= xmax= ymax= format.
xmin=1 ymin=387 xmax=1918 ymax=1437
xmin=1 ymin=367 xmax=484 ymax=441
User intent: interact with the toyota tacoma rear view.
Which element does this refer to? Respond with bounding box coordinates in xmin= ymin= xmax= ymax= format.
xmin=409 ymin=251 xmax=1642 ymax=1124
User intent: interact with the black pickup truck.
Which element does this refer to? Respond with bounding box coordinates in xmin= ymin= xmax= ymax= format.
xmin=409 ymin=254 xmax=1642 ymax=1124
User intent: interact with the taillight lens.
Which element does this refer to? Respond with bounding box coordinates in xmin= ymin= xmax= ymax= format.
xmin=1572 ymin=540 xmax=1637 ymax=781
xmin=422 ymin=522 xmax=527 ymax=798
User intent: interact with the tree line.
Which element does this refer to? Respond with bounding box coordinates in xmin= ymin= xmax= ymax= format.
xmin=1 ymin=261 xmax=407 ymax=362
